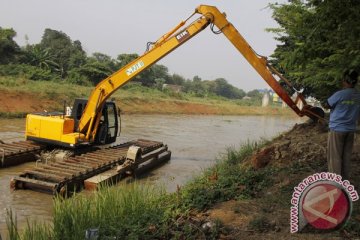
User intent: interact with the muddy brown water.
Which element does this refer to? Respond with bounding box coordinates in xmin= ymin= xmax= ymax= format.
xmin=0 ymin=114 xmax=302 ymax=235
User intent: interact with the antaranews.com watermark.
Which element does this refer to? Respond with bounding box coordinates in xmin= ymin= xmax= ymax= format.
xmin=290 ymin=172 xmax=358 ymax=233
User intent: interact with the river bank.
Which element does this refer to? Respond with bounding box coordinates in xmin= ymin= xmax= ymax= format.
xmin=0 ymin=115 xmax=300 ymax=238
xmin=4 ymin=121 xmax=359 ymax=239
xmin=0 ymin=77 xmax=292 ymax=117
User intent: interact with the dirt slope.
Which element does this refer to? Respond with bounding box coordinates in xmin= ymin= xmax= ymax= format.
xmin=0 ymin=89 xmax=292 ymax=116
xmin=204 ymin=122 xmax=360 ymax=239
xmin=0 ymin=90 xmax=59 ymax=113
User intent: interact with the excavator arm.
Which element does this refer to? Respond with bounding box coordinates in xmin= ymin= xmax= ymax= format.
xmin=196 ymin=5 xmax=307 ymax=115
xmin=78 ymin=14 xmax=211 ymax=142
xmin=79 ymin=5 xmax=323 ymax=143
xmin=26 ymin=5 xmax=323 ymax=147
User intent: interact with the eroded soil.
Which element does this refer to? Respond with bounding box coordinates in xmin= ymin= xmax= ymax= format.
xmin=202 ymin=122 xmax=360 ymax=239
xmin=0 ymin=90 xmax=59 ymax=113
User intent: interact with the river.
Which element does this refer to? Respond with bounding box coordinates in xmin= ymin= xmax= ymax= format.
xmin=0 ymin=114 xmax=302 ymax=235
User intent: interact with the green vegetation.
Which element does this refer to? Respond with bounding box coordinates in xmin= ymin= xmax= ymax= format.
xmin=0 ymin=76 xmax=91 ymax=100
xmin=0 ymin=75 xmax=254 ymax=106
xmin=0 ymin=76 xmax=288 ymax=116
xmin=268 ymin=0 xmax=360 ymax=101
xmin=4 ymin=125 xmax=360 ymax=239
xmin=51 ymin=185 xmax=169 ymax=239
xmin=0 ymin=111 xmax=27 ymax=118
xmin=180 ymin=141 xmax=273 ymax=210
xmin=0 ymin=27 xmax=21 ymax=64
xmin=5 ymin=141 xmax=265 ymax=240
xmin=0 ymin=27 xmax=253 ymax=101
xmin=2 ymin=1 xmax=360 ymax=103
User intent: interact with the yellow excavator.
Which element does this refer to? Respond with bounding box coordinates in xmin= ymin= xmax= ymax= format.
xmin=25 ymin=5 xmax=324 ymax=149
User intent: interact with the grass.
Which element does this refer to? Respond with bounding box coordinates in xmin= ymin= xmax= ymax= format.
xmin=4 ymin=140 xmax=264 ymax=240
xmin=0 ymin=76 xmax=90 ymax=105
xmin=6 ymin=184 xmax=170 ymax=240
xmin=0 ymin=112 xmax=27 ymax=118
xmin=248 ymin=215 xmax=272 ymax=233
xmin=5 ymin=133 xmax=360 ymax=239
xmin=0 ymin=76 xmax=293 ymax=116
xmin=179 ymin=140 xmax=274 ymax=210
xmin=52 ymin=184 xmax=170 ymax=239
xmin=5 ymin=123 xmax=359 ymax=239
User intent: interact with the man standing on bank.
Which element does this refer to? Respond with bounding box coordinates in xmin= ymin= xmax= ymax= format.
xmin=324 ymin=70 xmax=360 ymax=180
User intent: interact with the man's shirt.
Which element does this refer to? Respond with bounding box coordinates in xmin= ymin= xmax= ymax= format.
xmin=328 ymin=88 xmax=360 ymax=132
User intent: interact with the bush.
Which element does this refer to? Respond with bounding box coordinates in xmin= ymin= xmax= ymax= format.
xmin=0 ymin=64 xmax=58 ymax=81
xmin=66 ymin=68 xmax=92 ymax=86
xmin=27 ymin=67 xmax=55 ymax=81
xmin=52 ymin=184 xmax=168 ymax=239
xmin=0 ymin=63 xmax=28 ymax=76
xmin=180 ymin=141 xmax=273 ymax=210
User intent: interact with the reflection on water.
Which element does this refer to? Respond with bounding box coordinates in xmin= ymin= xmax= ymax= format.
xmin=119 ymin=115 xmax=301 ymax=191
xmin=0 ymin=114 xmax=301 ymax=235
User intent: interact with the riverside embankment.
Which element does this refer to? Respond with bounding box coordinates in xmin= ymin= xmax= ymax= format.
xmin=0 ymin=77 xmax=291 ymax=117
xmin=3 ymin=120 xmax=359 ymax=239
xmin=0 ymin=114 xmax=301 ymax=238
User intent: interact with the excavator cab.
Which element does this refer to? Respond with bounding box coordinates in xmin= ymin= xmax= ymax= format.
xmin=94 ymin=102 xmax=119 ymax=144
xmin=71 ymin=99 xmax=119 ymax=145
xmin=25 ymin=99 xmax=119 ymax=147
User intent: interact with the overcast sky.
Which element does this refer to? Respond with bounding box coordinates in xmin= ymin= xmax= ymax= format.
xmin=0 ymin=0 xmax=286 ymax=91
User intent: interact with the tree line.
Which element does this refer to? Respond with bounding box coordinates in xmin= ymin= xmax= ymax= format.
xmin=0 ymin=27 xmax=247 ymax=100
xmin=2 ymin=1 xmax=359 ymax=102
xmin=268 ymin=0 xmax=360 ymax=101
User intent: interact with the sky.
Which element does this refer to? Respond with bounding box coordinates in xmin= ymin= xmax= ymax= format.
xmin=0 ymin=0 xmax=287 ymax=91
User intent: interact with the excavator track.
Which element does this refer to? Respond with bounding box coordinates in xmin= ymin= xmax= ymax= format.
xmin=0 ymin=141 xmax=46 ymax=168
xmin=10 ymin=139 xmax=171 ymax=196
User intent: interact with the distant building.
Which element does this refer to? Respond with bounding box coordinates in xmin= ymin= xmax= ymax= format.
xmin=162 ymin=84 xmax=182 ymax=93
xmin=262 ymin=91 xmax=270 ymax=107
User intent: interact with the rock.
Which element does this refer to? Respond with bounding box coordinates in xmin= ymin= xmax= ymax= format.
xmin=251 ymin=146 xmax=274 ymax=169
xmin=202 ymin=221 xmax=216 ymax=232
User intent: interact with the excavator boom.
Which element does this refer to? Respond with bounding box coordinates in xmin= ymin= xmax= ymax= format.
xmin=26 ymin=5 xmax=322 ymax=147
xmin=78 ymin=16 xmax=211 ymax=142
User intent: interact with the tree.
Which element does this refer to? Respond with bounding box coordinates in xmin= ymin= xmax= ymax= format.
xmin=142 ymin=64 xmax=169 ymax=86
xmin=116 ymin=53 xmax=139 ymax=68
xmin=39 ymin=29 xmax=86 ymax=78
xmin=247 ymin=89 xmax=263 ymax=101
xmin=193 ymin=75 xmax=202 ymax=82
xmin=268 ymin=0 xmax=360 ymax=101
xmin=77 ymin=58 xmax=112 ymax=85
xmin=92 ymin=52 xmax=117 ymax=71
xmin=115 ymin=53 xmax=144 ymax=83
xmin=116 ymin=53 xmax=170 ymax=86
xmin=0 ymin=27 xmax=21 ymax=64
xmin=68 ymin=40 xmax=87 ymax=70
xmin=192 ymin=80 xmax=207 ymax=97
xmin=155 ymin=78 xmax=166 ymax=90
xmin=214 ymin=78 xmax=245 ymax=99
xmin=247 ymin=89 xmax=262 ymax=98
xmin=24 ymin=45 xmax=59 ymax=71
xmin=170 ymin=73 xmax=186 ymax=85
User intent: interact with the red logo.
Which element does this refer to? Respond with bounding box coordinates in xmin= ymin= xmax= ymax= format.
xmin=301 ymin=183 xmax=350 ymax=230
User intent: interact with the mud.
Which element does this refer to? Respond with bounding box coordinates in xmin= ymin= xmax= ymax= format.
xmin=203 ymin=122 xmax=360 ymax=239
xmin=0 ymin=90 xmax=58 ymax=113
xmin=251 ymin=122 xmax=329 ymax=169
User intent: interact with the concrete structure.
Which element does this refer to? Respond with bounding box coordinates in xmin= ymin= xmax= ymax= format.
xmin=162 ymin=84 xmax=182 ymax=93
xmin=262 ymin=91 xmax=270 ymax=107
